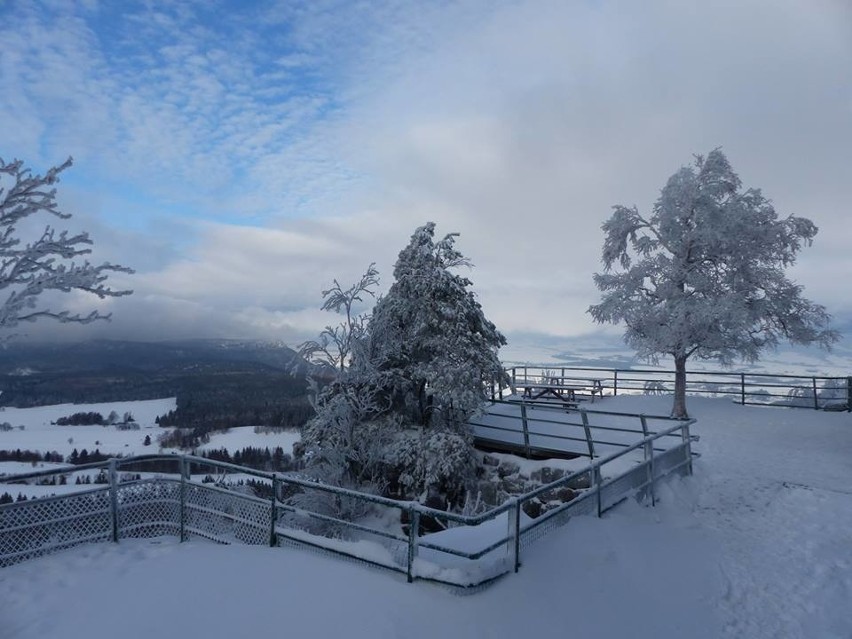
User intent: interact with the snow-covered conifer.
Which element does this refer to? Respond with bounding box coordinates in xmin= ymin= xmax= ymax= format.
xmin=0 ymin=157 xmax=133 ymax=331
xmin=368 ymin=222 xmax=506 ymax=428
xmin=589 ymin=149 xmax=837 ymax=418
xmin=298 ymin=223 xmax=506 ymax=515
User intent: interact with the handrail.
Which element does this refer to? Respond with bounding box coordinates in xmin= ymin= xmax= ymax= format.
xmin=505 ymin=363 xmax=846 ymax=381
xmin=485 ymin=398 xmax=683 ymax=421
xmin=499 ymin=364 xmax=850 ymax=411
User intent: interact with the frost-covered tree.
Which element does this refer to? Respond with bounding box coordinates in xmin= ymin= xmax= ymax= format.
xmin=368 ymin=222 xmax=507 ymax=428
xmin=363 ymin=222 xmax=506 ymax=507
xmin=295 ymin=265 xmax=390 ymax=522
xmin=0 ymin=157 xmax=132 ymax=331
xmin=298 ymin=223 xmax=506 ymax=513
xmin=588 ymin=149 xmax=837 ymax=418
xmin=297 ymin=263 xmax=379 ymax=375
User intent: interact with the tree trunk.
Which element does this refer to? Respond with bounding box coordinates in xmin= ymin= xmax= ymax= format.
xmin=672 ymin=355 xmax=689 ymax=419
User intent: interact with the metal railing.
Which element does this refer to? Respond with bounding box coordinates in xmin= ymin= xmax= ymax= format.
xmin=470 ymin=399 xmax=685 ymax=460
xmin=1 ymin=415 xmax=695 ymax=589
xmin=494 ymin=365 xmax=851 ymax=411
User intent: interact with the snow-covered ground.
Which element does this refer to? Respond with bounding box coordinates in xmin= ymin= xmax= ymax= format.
xmin=2 ymin=395 xmax=850 ymax=638
xmin=0 ymin=398 xmax=177 ymax=458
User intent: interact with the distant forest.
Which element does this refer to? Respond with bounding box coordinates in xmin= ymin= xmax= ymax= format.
xmin=0 ymin=339 xmax=316 ymax=433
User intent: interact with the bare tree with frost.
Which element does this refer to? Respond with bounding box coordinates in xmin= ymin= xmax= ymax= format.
xmin=294 ymin=265 xmax=390 ymax=522
xmin=0 ymin=157 xmax=132 ymax=332
xmin=588 ymin=149 xmax=837 ymax=418
xmin=297 ymin=263 xmax=379 ymax=375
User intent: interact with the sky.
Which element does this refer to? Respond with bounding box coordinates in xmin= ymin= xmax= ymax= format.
xmin=0 ymin=0 xmax=850 ymax=361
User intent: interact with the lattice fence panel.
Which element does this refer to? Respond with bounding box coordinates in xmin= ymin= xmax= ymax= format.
xmin=117 ymin=480 xmax=181 ymax=539
xmin=0 ymin=489 xmax=111 ymax=567
xmin=600 ymin=464 xmax=648 ymax=512
xmin=519 ymin=490 xmax=597 ymax=552
xmin=184 ymin=483 xmax=270 ymax=545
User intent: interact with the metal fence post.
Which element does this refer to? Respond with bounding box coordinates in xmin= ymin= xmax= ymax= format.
xmin=847 ymin=377 xmax=852 ymax=412
xmin=613 ymin=370 xmax=618 ymax=396
xmin=520 ymin=401 xmax=531 ymax=458
xmin=638 ymin=414 xmax=656 ymax=505
xmin=269 ymin=474 xmax=279 ymax=547
xmin=580 ymin=410 xmax=596 ymax=459
xmin=812 ymin=377 xmax=819 ymax=410
xmin=406 ymin=504 xmax=420 ymax=583
xmin=510 ymin=499 xmax=522 ymax=573
xmin=681 ymin=423 xmax=693 ymax=475
xmin=179 ymin=457 xmax=187 ymax=542
xmin=643 ymin=439 xmax=656 ymax=506
xmin=594 ymin=463 xmax=603 ymax=517
xmin=741 ymin=373 xmax=746 ymax=405
xmin=108 ymin=459 xmax=119 ymax=543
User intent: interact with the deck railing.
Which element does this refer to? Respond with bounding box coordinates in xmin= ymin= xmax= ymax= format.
xmin=470 ymin=400 xmax=685 ymax=460
xmin=494 ymin=365 xmax=851 ymax=410
xmin=1 ymin=413 xmax=694 ymax=588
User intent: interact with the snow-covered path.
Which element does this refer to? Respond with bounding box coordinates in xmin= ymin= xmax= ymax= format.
xmin=676 ymin=396 xmax=852 ymax=638
xmin=2 ymin=396 xmax=850 ymax=638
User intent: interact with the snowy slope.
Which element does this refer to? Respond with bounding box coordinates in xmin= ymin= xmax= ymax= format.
xmin=1 ymin=396 xmax=850 ymax=639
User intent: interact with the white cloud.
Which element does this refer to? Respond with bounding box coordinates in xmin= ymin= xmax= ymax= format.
xmin=2 ymin=0 xmax=850 ymax=357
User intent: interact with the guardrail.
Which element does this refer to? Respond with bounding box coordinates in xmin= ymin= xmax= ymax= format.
xmin=493 ymin=365 xmax=851 ymax=410
xmin=470 ymin=399 xmax=685 ymax=460
xmin=1 ymin=415 xmax=695 ymax=589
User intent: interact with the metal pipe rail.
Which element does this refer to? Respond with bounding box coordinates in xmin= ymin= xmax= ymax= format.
xmin=1 ymin=417 xmax=695 ymax=589
xmin=471 ymin=400 xmax=685 ymax=459
xmin=498 ymin=365 xmax=851 ymax=411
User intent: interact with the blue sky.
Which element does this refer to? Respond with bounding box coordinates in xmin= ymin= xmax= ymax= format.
xmin=1 ymin=0 xmax=851 ymax=362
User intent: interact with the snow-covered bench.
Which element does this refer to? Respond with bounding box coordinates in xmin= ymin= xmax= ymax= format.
xmin=520 ymin=383 xmax=580 ymax=406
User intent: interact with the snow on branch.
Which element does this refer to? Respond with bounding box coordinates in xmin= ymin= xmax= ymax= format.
xmin=298 ymin=263 xmax=379 ymax=374
xmin=0 ymin=157 xmax=133 ymax=331
xmin=588 ymin=148 xmax=838 ymax=418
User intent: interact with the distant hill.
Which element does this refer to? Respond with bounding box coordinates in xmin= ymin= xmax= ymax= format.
xmin=0 ymin=338 xmax=308 ymax=376
xmin=0 ymin=339 xmax=315 ymax=432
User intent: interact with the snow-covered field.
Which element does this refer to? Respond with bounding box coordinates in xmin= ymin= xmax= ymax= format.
xmin=0 ymin=398 xmax=177 ymax=458
xmin=2 ymin=395 xmax=850 ymax=638
xmin=199 ymin=426 xmax=301 ymax=455
xmin=0 ymin=398 xmax=302 ymax=500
